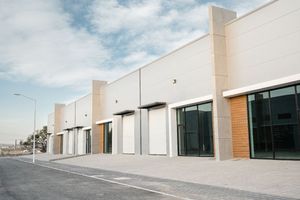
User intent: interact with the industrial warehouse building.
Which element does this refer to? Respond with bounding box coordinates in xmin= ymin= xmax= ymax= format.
xmin=47 ymin=0 xmax=300 ymax=160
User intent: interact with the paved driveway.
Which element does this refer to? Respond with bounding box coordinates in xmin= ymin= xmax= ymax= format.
xmin=1 ymin=158 xmax=296 ymax=200
xmin=54 ymin=154 xmax=300 ymax=199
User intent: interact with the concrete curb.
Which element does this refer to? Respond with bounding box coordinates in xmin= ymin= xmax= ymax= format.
xmin=49 ymin=154 xmax=89 ymax=162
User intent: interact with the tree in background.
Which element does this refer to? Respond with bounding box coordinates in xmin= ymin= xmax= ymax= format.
xmin=23 ymin=126 xmax=48 ymax=152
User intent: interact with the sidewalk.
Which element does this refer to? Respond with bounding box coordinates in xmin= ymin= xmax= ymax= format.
xmin=54 ymin=154 xmax=300 ymax=199
xmin=20 ymin=153 xmax=75 ymax=161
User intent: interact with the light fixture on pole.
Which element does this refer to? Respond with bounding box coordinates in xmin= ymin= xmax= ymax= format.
xmin=14 ymin=93 xmax=36 ymax=164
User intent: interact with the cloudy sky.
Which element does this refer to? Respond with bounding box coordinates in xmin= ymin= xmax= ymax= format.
xmin=0 ymin=0 xmax=269 ymax=144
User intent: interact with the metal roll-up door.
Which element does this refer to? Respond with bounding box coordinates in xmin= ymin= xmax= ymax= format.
xmin=63 ymin=132 xmax=68 ymax=154
xmin=77 ymin=129 xmax=84 ymax=155
xmin=149 ymin=108 xmax=167 ymax=155
xmin=49 ymin=135 xmax=54 ymax=154
xmin=68 ymin=130 xmax=74 ymax=154
xmin=122 ymin=115 xmax=135 ymax=154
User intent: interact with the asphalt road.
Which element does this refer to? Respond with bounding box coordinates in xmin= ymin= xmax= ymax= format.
xmin=0 ymin=158 xmax=295 ymax=200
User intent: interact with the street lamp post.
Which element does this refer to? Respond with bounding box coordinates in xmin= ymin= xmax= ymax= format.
xmin=14 ymin=93 xmax=36 ymax=164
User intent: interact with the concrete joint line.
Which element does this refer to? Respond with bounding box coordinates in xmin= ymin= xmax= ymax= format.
xmin=13 ymin=158 xmax=194 ymax=200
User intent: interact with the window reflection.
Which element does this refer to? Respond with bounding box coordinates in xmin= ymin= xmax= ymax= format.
xmin=176 ymin=103 xmax=213 ymax=157
xmin=248 ymin=85 xmax=300 ymax=160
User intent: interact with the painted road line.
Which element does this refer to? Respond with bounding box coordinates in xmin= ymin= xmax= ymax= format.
xmin=113 ymin=177 xmax=131 ymax=180
xmin=13 ymin=158 xmax=194 ymax=200
xmin=90 ymin=174 xmax=104 ymax=178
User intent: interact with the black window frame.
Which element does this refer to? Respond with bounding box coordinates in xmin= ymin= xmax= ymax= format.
xmin=103 ymin=122 xmax=113 ymax=154
xmin=176 ymin=101 xmax=214 ymax=157
xmin=247 ymin=84 xmax=300 ymax=161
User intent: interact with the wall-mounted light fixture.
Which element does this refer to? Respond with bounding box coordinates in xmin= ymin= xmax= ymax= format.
xmin=84 ymin=114 xmax=87 ymax=117
xmin=172 ymin=79 xmax=177 ymax=84
xmin=65 ymin=120 xmax=67 ymax=123
xmin=115 ymin=99 xmax=118 ymax=103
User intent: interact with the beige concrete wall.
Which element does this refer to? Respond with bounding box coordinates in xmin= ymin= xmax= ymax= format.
xmin=91 ymin=80 xmax=107 ymax=154
xmin=209 ymin=6 xmax=236 ymax=160
xmin=226 ymin=0 xmax=300 ymax=90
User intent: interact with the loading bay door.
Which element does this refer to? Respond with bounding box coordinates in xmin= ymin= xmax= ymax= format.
xmin=122 ymin=114 xmax=135 ymax=154
xmin=149 ymin=108 xmax=167 ymax=155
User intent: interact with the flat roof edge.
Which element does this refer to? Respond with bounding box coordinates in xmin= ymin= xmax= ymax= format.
xmin=225 ymin=0 xmax=279 ymax=26
xmin=107 ymin=34 xmax=209 ymax=85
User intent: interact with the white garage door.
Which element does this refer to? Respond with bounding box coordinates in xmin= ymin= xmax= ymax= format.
xmin=149 ymin=108 xmax=167 ymax=155
xmin=48 ymin=135 xmax=54 ymax=154
xmin=77 ymin=129 xmax=84 ymax=155
xmin=63 ymin=132 xmax=68 ymax=155
xmin=68 ymin=130 xmax=74 ymax=154
xmin=122 ymin=115 xmax=135 ymax=154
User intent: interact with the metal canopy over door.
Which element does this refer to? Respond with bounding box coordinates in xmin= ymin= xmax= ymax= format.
xmin=149 ymin=108 xmax=167 ymax=155
xmin=122 ymin=114 xmax=135 ymax=154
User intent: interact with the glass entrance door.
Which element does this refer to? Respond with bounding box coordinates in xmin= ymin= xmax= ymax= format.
xmin=271 ymin=87 xmax=299 ymax=159
xmin=177 ymin=102 xmax=213 ymax=157
xmin=85 ymin=130 xmax=91 ymax=154
xmin=59 ymin=135 xmax=63 ymax=154
xmin=104 ymin=122 xmax=112 ymax=153
xmin=248 ymin=85 xmax=300 ymax=160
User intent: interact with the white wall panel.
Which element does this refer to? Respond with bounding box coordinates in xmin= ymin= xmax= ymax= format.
xmin=122 ymin=115 xmax=135 ymax=154
xmin=100 ymin=71 xmax=140 ymax=120
xmin=149 ymin=108 xmax=167 ymax=155
xmin=141 ymin=36 xmax=212 ymax=105
xmin=226 ymin=0 xmax=300 ymax=90
xmin=76 ymin=95 xmax=92 ymax=127
xmin=64 ymin=103 xmax=75 ymax=129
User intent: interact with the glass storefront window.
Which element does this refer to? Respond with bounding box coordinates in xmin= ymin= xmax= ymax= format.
xmin=198 ymin=103 xmax=213 ymax=156
xmin=297 ymin=85 xmax=300 ymax=107
xmin=248 ymin=85 xmax=300 ymax=160
xmin=176 ymin=102 xmax=213 ymax=157
xmin=177 ymin=108 xmax=185 ymax=156
xmin=86 ymin=130 xmax=91 ymax=154
xmin=104 ymin=122 xmax=112 ymax=153
xmin=248 ymin=92 xmax=272 ymax=159
xmin=270 ymin=87 xmax=299 ymax=159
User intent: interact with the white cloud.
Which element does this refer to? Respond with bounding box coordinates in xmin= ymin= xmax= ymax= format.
xmin=0 ymin=0 xmax=270 ymax=91
xmin=89 ymin=0 xmax=217 ymax=72
xmin=229 ymin=0 xmax=272 ymax=17
xmin=0 ymin=0 xmax=121 ymax=90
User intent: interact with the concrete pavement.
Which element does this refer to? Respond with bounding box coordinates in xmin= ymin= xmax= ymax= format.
xmin=0 ymin=158 xmax=171 ymax=200
xmin=3 ymin=157 xmax=296 ymax=200
xmin=53 ymin=154 xmax=300 ymax=199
